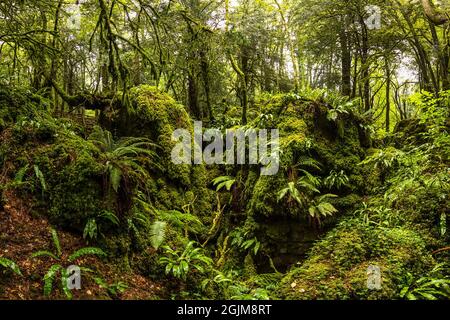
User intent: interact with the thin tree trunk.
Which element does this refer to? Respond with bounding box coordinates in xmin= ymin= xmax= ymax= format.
xmin=385 ymin=59 xmax=391 ymax=132
xmin=340 ymin=27 xmax=352 ymax=96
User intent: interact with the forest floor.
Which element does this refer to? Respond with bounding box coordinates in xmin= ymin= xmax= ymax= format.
xmin=0 ymin=190 xmax=166 ymax=300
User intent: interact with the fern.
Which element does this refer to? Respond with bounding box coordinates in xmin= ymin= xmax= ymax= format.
xmin=109 ymin=165 xmax=123 ymax=193
xmin=159 ymin=241 xmax=213 ymax=280
xmin=83 ymin=218 xmax=98 ymax=240
xmin=60 ymin=268 xmax=73 ymax=300
xmin=0 ymin=257 xmax=22 ymax=276
xmin=32 ymin=229 xmax=105 ymax=299
xmin=308 ymin=194 xmax=338 ymax=220
xmin=400 ymin=264 xmax=450 ymax=300
xmin=31 ymin=250 xmax=59 ymax=260
xmin=51 ymin=228 xmax=62 ymax=257
xmin=14 ymin=164 xmax=29 ymax=183
xmin=150 ymin=221 xmax=167 ymax=250
xmin=68 ymin=247 xmax=106 ymax=262
xmin=88 ymin=126 xmax=161 ymax=193
xmin=43 ymin=264 xmax=62 ymax=297
xmin=324 ymin=170 xmax=349 ymax=190
xmin=212 ymin=176 xmax=236 ymax=192
xmin=297 ymin=156 xmax=322 ymax=171
xmin=99 ymin=210 xmax=119 ymax=225
xmin=277 ymin=181 xmax=305 ymax=206
xmin=84 ymin=211 xmax=119 ymax=241
xmin=33 ymin=165 xmax=47 ymax=192
xmin=156 ymin=209 xmax=205 ymax=234
xmin=298 ymin=171 xmax=321 ymax=191
xmin=251 ymin=273 xmax=282 ymax=289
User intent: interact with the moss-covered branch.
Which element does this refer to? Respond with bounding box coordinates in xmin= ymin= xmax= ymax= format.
xmin=50 ymin=79 xmax=113 ymax=111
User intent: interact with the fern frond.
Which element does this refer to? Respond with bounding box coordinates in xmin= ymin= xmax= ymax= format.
xmin=43 ymin=264 xmax=62 ymax=296
xmin=33 ymin=165 xmax=47 ymax=191
xmin=68 ymin=247 xmax=106 ymax=262
xmin=14 ymin=164 xmax=29 ymax=183
xmin=212 ymin=176 xmax=236 ymax=191
xmin=109 ymin=165 xmax=122 ymax=193
xmin=297 ymin=156 xmax=322 ymax=170
xmin=99 ymin=210 xmax=119 ymax=225
xmin=156 ymin=209 xmax=204 ymax=233
xmin=150 ymin=221 xmax=167 ymax=250
xmin=31 ymin=250 xmax=59 ymax=261
xmin=60 ymin=268 xmax=73 ymax=300
xmin=0 ymin=257 xmax=22 ymax=276
xmin=51 ymin=228 xmax=62 ymax=258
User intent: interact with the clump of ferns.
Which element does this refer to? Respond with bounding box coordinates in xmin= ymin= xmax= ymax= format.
xmin=129 ymin=192 xmax=206 ymax=251
xmin=88 ymin=126 xmax=161 ymax=216
xmin=278 ymin=157 xmax=338 ymax=228
xmin=31 ymin=228 xmax=106 ymax=299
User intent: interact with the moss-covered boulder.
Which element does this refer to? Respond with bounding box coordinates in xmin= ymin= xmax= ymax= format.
xmin=0 ymin=86 xmax=213 ymax=254
xmin=100 ymin=85 xmax=213 ymax=221
xmin=279 ymin=221 xmax=434 ymax=299
xmin=227 ymin=93 xmax=377 ymax=271
xmin=247 ymin=93 xmax=374 ymax=219
xmin=0 ymin=117 xmax=106 ymax=229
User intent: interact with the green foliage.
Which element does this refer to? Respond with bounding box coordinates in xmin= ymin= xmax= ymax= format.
xmin=13 ymin=164 xmax=29 ymax=184
xmin=400 ymin=264 xmax=450 ymax=300
xmin=201 ymin=269 xmax=280 ymax=300
xmin=326 ymin=102 xmax=353 ymax=138
xmin=153 ymin=208 xmax=205 ymax=235
xmin=277 ymin=167 xmax=338 ymax=225
xmin=359 ymin=147 xmax=404 ymax=172
xmin=88 ymin=125 xmax=159 ymax=193
xmin=33 ymin=165 xmax=47 ymax=193
xmin=212 ymin=176 xmax=236 ymax=192
xmin=0 ymin=257 xmax=22 ymax=276
xmin=280 ymin=92 xmax=449 ymax=300
xmin=230 ymin=227 xmax=261 ymax=256
xmin=149 ymin=221 xmax=167 ymax=250
xmin=83 ymin=211 xmax=119 ymax=241
xmin=68 ymin=247 xmax=106 ymax=262
xmin=324 ymin=170 xmax=349 ymax=190
xmin=201 ymin=270 xmax=234 ymax=294
xmin=159 ymin=241 xmax=213 ymax=281
xmin=277 ymin=181 xmax=306 ymax=206
xmin=31 ymin=229 xmax=106 ymax=299
xmin=43 ymin=264 xmax=63 ymax=298
xmin=94 ymin=277 xmax=128 ymax=297
xmin=83 ymin=218 xmax=98 ymax=241
xmin=307 ymin=194 xmax=338 ymax=221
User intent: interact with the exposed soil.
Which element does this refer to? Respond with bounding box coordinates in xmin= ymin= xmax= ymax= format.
xmin=0 ymin=190 xmax=165 ymax=300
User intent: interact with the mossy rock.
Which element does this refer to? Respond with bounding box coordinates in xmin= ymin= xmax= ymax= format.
xmin=246 ymin=93 xmax=374 ymax=218
xmin=279 ymin=221 xmax=434 ymax=299
xmin=100 ymin=85 xmax=213 ymax=221
xmin=15 ymin=129 xmax=105 ymax=230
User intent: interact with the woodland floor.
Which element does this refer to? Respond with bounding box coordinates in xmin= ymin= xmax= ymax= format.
xmin=0 ymin=190 xmax=166 ymax=300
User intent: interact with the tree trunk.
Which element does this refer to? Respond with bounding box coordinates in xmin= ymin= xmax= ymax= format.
xmin=340 ymin=27 xmax=352 ymax=96
xmin=385 ymin=59 xmax=391 ymax=132
xmin=200 ymin=49 xmax=214 ymax=121
xmin=188 ymin=74 xmax=201 ymax=119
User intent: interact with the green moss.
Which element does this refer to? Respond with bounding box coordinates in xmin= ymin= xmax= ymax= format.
xmin=280 ymin=221 xmax=434 ymax=299
xmin=249 ymin=174 xmax=288 ymax=217
xmin=246 ymin=93 xmax=373 ymax=218
xmin=0 ymin=86 xmax=48 ymax=130
xmin=100 ymin=85 xmax=213 ymax=221
xmin=0 ymin=121 xmax=106 ymax=231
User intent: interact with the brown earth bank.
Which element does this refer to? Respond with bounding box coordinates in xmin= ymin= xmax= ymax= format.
xmin=0 ymin=190 xmax=166 ymax=300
